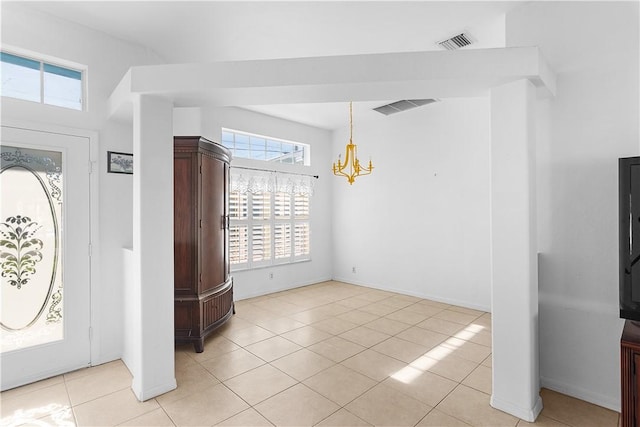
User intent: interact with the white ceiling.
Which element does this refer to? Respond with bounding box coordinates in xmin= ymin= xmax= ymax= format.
xmin=22 ymin=1 xmax=522 ymax=129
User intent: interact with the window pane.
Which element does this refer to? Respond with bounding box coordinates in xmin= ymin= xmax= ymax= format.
xmin=235 ymin=134 xmax=250 ymax=159
xmin=266 ymin=140 xmax=281 ymax=161
xmin=250 ymin=137 xmax=266 ymax=160
xmin=229 ymin=192 xmax=248 ymax=220
xmin=274 ymin=192 xmax=290 ymax=219
xmin=252 ymin=225 xmax=271 ymax=262
xmin=252 ymin=192 xmax=271 ymax=220
xmin=294 ymin=223 xmax=310 ymax=257
xmin=229 ymin=225 xmax=248 ymax=264
xmin=43 ymin=64 xmax=82 ymax=110
xmin=294 ymin=194 xmax=309 ymax=219
xmin=274 ymin=224 xmax=291 ymax=259
xmin=1 ymin=54 xmax=41 ymax=103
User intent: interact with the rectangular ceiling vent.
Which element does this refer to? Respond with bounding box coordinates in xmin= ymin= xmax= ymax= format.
xmin=373 ymin=99 xmax=439 ymax=116
xmin=437 ymin=32 xmax=474 ymax=50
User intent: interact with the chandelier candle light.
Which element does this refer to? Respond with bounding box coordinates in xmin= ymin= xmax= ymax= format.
xmin=333 ymin=102 xmax=373 ymax=185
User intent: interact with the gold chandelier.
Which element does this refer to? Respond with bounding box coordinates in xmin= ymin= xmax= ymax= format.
xmin=332 ymin=102 xmax=373 ymax=185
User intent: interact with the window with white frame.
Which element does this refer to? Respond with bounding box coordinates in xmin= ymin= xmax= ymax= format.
xmin=1 ymin=51 xmax=84 ymax=111
xmin=229 ymin=169 xmax=312 ymax=270
xmin=222 ymin=128 xmax=310 ymax=165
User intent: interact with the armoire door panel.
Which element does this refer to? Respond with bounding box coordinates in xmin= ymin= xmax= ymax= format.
xmin=174 ymin=154 xmax=197 ymax=294
xmin=200 ymin=153 xmax=225 ymax=293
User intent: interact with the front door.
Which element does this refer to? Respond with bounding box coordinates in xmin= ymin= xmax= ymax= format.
xmin=0 ymin=125 xmax=91 ymax=390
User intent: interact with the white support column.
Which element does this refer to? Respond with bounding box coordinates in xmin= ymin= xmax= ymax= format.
xmin=490 ymin=79 xmax=541 ymax=421
xmin=131 ymin=94 xmax=176 ymax=401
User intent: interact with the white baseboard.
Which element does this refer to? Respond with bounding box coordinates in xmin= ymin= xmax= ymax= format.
xmin=331 ymin=276 xmax=492 ymax=312
xmin=540 ymin=376 xmax=620 ymax=412
xmin=132 ymin=378 xmax=177 ymax=402
xmin=235 ymin=276 xmax=333 ymax=300
xmin=491 ymin=394 xmax=543 ymax=422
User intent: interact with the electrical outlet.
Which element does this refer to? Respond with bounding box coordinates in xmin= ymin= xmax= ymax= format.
xmin=352 ymin=266 xmax=356 ymax=274
xmin=269 ymin=273 xmax=274 ymax=279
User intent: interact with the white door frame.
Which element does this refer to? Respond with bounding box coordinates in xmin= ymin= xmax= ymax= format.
xmin=1 ymin=118 xmax=101 ymax=367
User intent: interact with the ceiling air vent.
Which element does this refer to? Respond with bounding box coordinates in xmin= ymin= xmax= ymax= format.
xmin=437 ymin=32 xmax=474 ymax=50
xmin=373 ymin=99 xmax=439 ymax=116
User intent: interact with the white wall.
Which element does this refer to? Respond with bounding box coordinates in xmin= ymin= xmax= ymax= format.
xmin=506 ymin=1 xmax=639 ymax=410
xmin=175 ymin=106 xmax=334 ymax=300
xmin=1 ymin=3 xmax=164 ymax=364
xmin=331 ymin=98 xmax=492 ymax=311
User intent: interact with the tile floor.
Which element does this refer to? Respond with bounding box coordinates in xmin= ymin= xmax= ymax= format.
xmin=1 ymin=281 xmax=620 ymax=426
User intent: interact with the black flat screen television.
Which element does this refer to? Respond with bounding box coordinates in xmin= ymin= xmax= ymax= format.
xmin=620 ymin=156 xmax=640 ymax=321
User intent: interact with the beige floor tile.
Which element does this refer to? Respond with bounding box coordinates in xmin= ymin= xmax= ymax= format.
xmin=437 ymin=385 xmax=518 ymax=427
xmin=244 ymin=336 xmax=302 ymax=362
xmin=311 ymin=317 xmax=359 ymax=335
xmin=307 ymin=336 xmax=366 ymax=362
xmin=434 ymin=309 xmax=481 ymax=325
xmin=63 ymin=360 xmax=126 ymax=382
xmin=174 ymin=361 xmax=219 ymax=386
xmin=516 ymin=414 xmax=571 ymax=426
xmin=364 ymin=317 xmax=411 ymax=335
xmin=215 ymin=408 xmax=274 ymax=426
xmin=253 ymin=298 xmax=306 ymax=315
xmin=410 ymin=353 xmax=479 ymax=383
xmin=224 ymin=364 xmax=297 ymax=405
xmin=316 ymin=408 xmax=372 ymax=426
xmin=371 ymin=336 xmax=429 ymax=363
xmin=303 ymin=364 xmax=377 ymax=406
xmin=174 ymin=348 xmax=198 ymax=367
xmin=416 ymin=409 xmax=471 ymax=426
xmin=358 ymin=291 xmax=392 ymax=302
xmin=346 ymin=383 xmax=432 ymax=426
xmin=73 ymin=388 xmax=159 ymax=427
xmin=200 ymin=348 xmax=266 ymax=381
xmin=1 ymin=382 xmax=71 ymax=426
xmin=0 ymin=374 xmax=64 ymax=400
xmin=448 ymin=305 xmax=486 ymax=316
xmin=118 ymin=408 xmax=175 ymax=426
xmin=396 ymin=326 xmax=449 ymax=349
xmin=418 ymin=299 xmax=452 ymax=310
xmin=440 ymin=337 xmax=492 ymax=363
xmin=220 ymin=325 xmax=275 ymax=347
xmin=162 ymin=383 xmax=248 ymax=426
xmin=254 ymin=383 xmax=340 ymax=426
xmin=280 ymin=326 xmax=332 ymax=346
xmin=189 ymin=334 xmax=241 ymax=363
xmin=155 ymin=369 xmax=220 ymax=406
xmin=341 ymin=349 xmax=406 ymax=382
xmin=65 ymin=362 xmax=133 ymax=406
xmin=271 ymin=349 xmax=335 ymax=381
xmin=34 ymin=407 xmax=77 ymax=427
xmin=289 ymin=308 xmax=334 ymax=324
xmin=334 ymin=297 xmax=373 ymax=309
xmin=381 ymin=296 xmax=417 ymax=309
xmin=385 ymin=309 xmax=430 ymax=325
xmin=359 ymin=302 xmax=399 ymax=316
xmin=214 ymin=316 xmax=255 ymax=335
xmin=254 ymin=316 xmax=307 ymax=334
xmin=339 ymin=326 xmax=391 ymax=347
xmin=233 ymin=306 xmax=278 ymax=324
xmin=417 ymin=317 xmax=466 ymax=336
xmin=462 ymin=364 xmax=492 ymax=394
xmin=454 ymin=327 xmax=493 ymax=348
xmin=482 ymin=354 xmax=493 ymax=367
xmin=539 ymin=388 xmax=619 ymax=427
xmin=473 ymin=314 xmax=493 ymax=330
xmin=336 ymin=310 xmax=379 ymax=325
xmin=384 ymin=368 xmax=457 ymax=407
xmin=403 ymin=303 xmax=446 ymax=317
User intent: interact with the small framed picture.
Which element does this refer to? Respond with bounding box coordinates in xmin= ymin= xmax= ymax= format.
xmin=107 ymin=151 xmax=133 ymax=174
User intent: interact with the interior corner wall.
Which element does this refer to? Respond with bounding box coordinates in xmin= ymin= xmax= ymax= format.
xmin=175 ymin=106 xmax=334 ymax=299
xmin=331 ymin=98 xmax=492 ymax=311
xmin=1 ymin=3 xmax=165 ymax=365
xmin=506 ymin=1 xmax=640 ymax=410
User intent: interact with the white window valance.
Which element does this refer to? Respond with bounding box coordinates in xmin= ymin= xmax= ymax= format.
xmin=230 ymin=168 xmax=315 ymax=196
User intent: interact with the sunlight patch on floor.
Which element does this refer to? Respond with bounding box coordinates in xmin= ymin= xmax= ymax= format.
xmin=391 ymin=323 xmax=486 ymax=384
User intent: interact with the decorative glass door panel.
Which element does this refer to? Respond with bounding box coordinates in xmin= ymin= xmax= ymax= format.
xmin=1 ymin=146 xmax=64 ymax=352
xmin=0 ymin=126 xmax=90 ymax=392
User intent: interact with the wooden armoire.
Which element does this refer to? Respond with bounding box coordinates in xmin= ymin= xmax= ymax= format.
xmin=174 ymin=136 xmax=234 ymax=353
